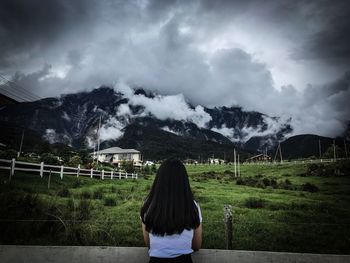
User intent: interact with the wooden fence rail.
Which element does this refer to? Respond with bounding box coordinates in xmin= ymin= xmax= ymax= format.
xmin=0 ymin=158 xmax=138 ymax=182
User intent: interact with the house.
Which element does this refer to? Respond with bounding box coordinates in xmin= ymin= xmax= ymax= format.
xmin=246 ymin=153 xmax=271 ymax=163
xmin=92 ymin=147 xmax=142 ymax=167
xmin=208 ymin=158 xmax=225 ymax=164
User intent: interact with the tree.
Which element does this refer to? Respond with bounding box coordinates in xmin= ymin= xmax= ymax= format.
xmin=322 ymin=145 xmax=345 ymax=159
xmin=40 ymin=153 xmax=59 ymax=165
xmin=151 ymin=164 xmax=157 ymax=173
xmin=143 ymin=164 xmax=151 ymax=175
xmin=120 ymin=160 xmax=135 ymax=173
xmin=69 ymin=155 xmax=82 ymax=167
xmin=0 ymin=149 xmax=17 ymax=159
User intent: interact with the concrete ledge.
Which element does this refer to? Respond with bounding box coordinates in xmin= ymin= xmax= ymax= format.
xmin=0 ymin=246 xmax=349 ymax=263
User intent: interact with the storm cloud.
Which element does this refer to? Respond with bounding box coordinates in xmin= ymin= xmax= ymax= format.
xmin=0 ymin=0 xmax=349 ymax=137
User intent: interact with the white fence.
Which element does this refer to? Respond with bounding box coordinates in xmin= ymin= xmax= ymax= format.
xmin=242 ymin=158 xmax=348 ymax=165
xmin=0 ymin=158 xmax=138 ymax=182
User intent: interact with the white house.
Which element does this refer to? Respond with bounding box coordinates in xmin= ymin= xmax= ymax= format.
xmin=93 ymin=147 xmax=142 ymax=167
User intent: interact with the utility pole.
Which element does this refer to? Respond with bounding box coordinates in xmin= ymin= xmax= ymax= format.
xmin=17 ymin=129 xmax=24 ymax=158
xmin=97 ymin=115 xmax=102 ymax=164
xmin=333 ymin=139 xmax=336 ymax=162
xmin=318 ymin=139 xmax=322 ymax=159
xmin=234 ymin=149 xmax=237 ymax=177
xmin=279 ymin=142 xmax=283 ymax=163
xmin=344 ymin=139 xmax=348 ymax=159
xmin=238 ymin=154 xmax=240 ymax=177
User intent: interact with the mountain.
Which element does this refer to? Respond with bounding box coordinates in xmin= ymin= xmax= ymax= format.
xmin=274 ymin=134 xmax=347 ymax=160
xmin=0 ymin=86 xmax=294 ymax=159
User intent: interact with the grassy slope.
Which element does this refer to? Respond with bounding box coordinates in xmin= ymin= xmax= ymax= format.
xmin=0 ymin=162 xmax=349 ymax=254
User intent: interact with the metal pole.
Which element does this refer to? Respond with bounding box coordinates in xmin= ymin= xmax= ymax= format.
xmin=97 ymin=116 xmax=101 ymax=163
xmin=234 ymin=149 xmax=237 ymax=177
xmin=279 ymin=142 xmax=283 ymax=163
xmin=238 ymin=154 xmax=240 ymax=177
xmin=344 ymin=139 xmax=348 ymax=159
xmin=224 ymin=205 xmax=233 ymax=250
xmin=17 ymin=129 xmax=24 ymax=158
xmin=48 ymin=170 xmax=52 ymax=189
xmin=319 ymin=139 xmax=322 ymax=159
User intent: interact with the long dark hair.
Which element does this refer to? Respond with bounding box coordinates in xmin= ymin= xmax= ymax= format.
xmin=140 ymin=158 xmax=200 ymax=236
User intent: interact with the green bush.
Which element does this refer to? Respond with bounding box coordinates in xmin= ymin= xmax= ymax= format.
xmin=77 ymin=199 xmax=91 ymax=220
xmin=40 ymin=153 xmax=60 ymax=165
xmin=57 ymin=186 xmax=70 ymax=197
xmin=93 ymin=188 xmax=103 ymax=199
xmin=104 ymin=196 xmax=117 ymax=206
xmin=69 ymin=155 xmax=82 ymax=167
xmin=81 ymin=190 xmax=92 ymax=199
xmin=301 ymin=182 xmax=319 ymax=193
xmin=72 ymin=179 xmax=82 ymax=188
xmin=244 ymin=197 xmax=265 ymax=208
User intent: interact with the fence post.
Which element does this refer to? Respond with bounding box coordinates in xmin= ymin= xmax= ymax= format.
xmin=60 ymin=165 xmax=64 ymax=179
xmin=136 ymin=173 xmax=138 ymax=179
xmin=224 ymin=204 xmax=233 ymax=250
xmin=10 ymin=158 xmax=16 ymax=181
xmin=102 ymin=170 xmax=104 ymax=180
xmin=119 ymin=171 xmax=121 ymax=179
xmin=111 ymin=170 xmax=113 ymax=179
xmin=77 ymin=164 xmax=80 ymax=177
xmin=125 ymin=171 xmax=128 ymax=179
xmin=48 ymin=170 xmax=52 ymax=189
xmin=90 ymin=168 xmax=93 ymax=178
xmin=40 ymin=162 xmax=44 ymax=178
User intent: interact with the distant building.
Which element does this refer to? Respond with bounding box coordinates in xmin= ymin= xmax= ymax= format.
xmin=92 ymin=147 xmax=142 ymax=167
xmin=184 ymin=159 xmax=198 ymax=165
xmin=208 ymin=158 xmax=225 ymax=164
xmin=246 ymin=154 xmax=271 ymax=162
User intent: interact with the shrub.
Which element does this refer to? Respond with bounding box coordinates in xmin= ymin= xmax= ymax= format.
xmin=72 ymin=179 xmax=82 ymax=188
xmin=244 ymin=197 xmax=265 ymax=208
xmin=40 ymin=153 xmax=60 ymax=165
xmin=67 ymin=198 xmax=75 ymax=211
xmin=69 ymin=155 xmax=82 ymax=167
xmin=93 ymin=188 xmax=103 ymax=199
xmin=57 ymin=186 xmax=70 ymax=197
xmin=77 ymin=199 xmax=91 ymax=220
xmin=104 ymin=196 xmax=117 ymax=206
xmin=81 ymin=190 xmax=92 ymax=199
xmin=151 ymin=164 xmax=157 ymax=173
xmin=301 ymin=183 xmax=319 ymax=193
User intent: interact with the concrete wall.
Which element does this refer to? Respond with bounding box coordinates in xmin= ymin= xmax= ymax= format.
xmin=1 ymin=246 xmax=349 ymax=263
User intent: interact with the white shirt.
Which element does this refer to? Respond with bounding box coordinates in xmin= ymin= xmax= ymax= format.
xmin=148 ymin=201 xmax=202 ymax=258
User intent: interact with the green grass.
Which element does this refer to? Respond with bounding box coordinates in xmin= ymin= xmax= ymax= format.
xmin=0 ymin=161 xmax=349 ymax=254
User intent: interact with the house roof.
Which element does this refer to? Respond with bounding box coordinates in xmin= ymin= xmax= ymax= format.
xmin=246 ymin=154 xmax=270 ymax=160
xmin=95 ymin=147 xmax=140 ymax=154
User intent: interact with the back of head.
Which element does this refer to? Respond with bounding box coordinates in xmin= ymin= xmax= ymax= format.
xmin=141 ymin=158 xmax=200 ymax=235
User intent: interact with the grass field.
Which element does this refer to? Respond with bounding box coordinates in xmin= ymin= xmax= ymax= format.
xmin=0 ymin=161 xmax=349 ymax=254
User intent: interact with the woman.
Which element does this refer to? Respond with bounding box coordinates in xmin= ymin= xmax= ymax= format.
xmin=140 ymin=159 xmax=202 ymax=263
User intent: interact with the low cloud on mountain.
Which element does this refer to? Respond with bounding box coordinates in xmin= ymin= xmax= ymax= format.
xmin=1 ymin=0 xmax=349 ymax=138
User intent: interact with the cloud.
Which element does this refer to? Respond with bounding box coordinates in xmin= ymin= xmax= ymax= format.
xmin=211 ymin=115 xmax=292 ymax=143
xmin=1 ymin=0 xmax=349 ymax=138
xmin=43 ymin=128 xmax=71 ymax=145
xmin=116 ymin=82 xmax=212 ymax=128
xmin=98 ymin=116 xmax=125 ymax=142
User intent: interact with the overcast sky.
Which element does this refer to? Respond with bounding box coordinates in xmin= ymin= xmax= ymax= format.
xmin=0 ymin=0 xmax=349 ymax=137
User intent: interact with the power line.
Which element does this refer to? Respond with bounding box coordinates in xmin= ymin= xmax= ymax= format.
xmin=0 ymin=74 xmax=42 ymax=102
xmin=0 ymin=83 xmax=37 ymax=102
xmin=0 ymin=74 xmax=42 ymax=100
